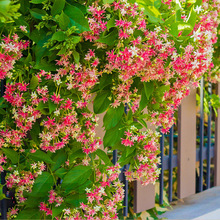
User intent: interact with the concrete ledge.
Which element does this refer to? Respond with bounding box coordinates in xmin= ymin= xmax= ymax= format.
xmin=159 ymin=186 xmax=220 ymax=219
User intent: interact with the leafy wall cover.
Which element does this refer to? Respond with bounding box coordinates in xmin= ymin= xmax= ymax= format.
xmin=0 ymin=0 xmax=220 ymax=219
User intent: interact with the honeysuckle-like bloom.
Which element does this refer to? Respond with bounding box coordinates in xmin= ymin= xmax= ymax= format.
xmin=0 ymin=0 xmax=220 ymax=219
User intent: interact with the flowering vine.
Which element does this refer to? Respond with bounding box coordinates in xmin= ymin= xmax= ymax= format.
xmin=0 ymin=0 xmax=220 ymax=219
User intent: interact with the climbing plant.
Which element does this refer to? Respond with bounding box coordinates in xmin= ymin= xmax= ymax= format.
xmin=0 ymin=0 xmax=220 ymax=219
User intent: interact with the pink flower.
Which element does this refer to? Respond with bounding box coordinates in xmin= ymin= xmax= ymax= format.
xmin=20 ymin=26 xmax=27 ymax=33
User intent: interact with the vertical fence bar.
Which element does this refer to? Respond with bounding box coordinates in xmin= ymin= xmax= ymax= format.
xmin=168 ymin=126 xmax=174 ymax=202
xmin=1 ymin=171 xmax=7 ymax=220
xmin=123 ymin=104 xmax=128 ymax=217
xmin=123 ymin=164 xmax=129 ymax=217
xmin=214 ymin=82 xmax=220 ymax=186
xmin=112 ymin=150 xmax=117 ymax=165
xmin=206 ymin=83 xmax=212 ymax=189
xmin=199 ymin=77 xmax=204 ymax=192
xmin=1 ymin=79 xmax=7 ymax=220
xmin=159 ymin=132 xmax=164 ymax=205
xmin=177 ymin=88 xmax=196 ymax=199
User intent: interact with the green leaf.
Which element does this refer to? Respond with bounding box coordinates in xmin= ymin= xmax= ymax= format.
xmin=30 ymin=0 xmax=44 ymax=3
xmin=65 ymin=194 xmax=87 ymax=208
xmin=139 ymin=88 xmax=149 ymax=111
xmin=118 ymin=149 xmax=134 ymax=166
xmin=0 ymin=108 xmax=6 ymax=115
xmin=2 ymin=148 xmax=19 ymax=164
xmin=62 ymin=165 xmax=92 ymax=190
xmin=182 ymin=7 xmax=197 ymax=36
xmin=52 ymin=204 xmax=65 ymax=218
xmin=143 ymin=81 xmax=154 ymax=99
xmin=93 ymin=90 xmax=111 ymax=114
xmin=99 ymin=73 xmax=112 ymax=90
xmin=55 ymin=167 xmax=67 ymax=178
xmin=73 ymin=50 xmax=80 ymax=64
xmin=0 ymin=184 xmax=6 ymax=200
xmin=51 ymin=31 xmax=67 ymax=41
xmin=16 ymin=209 xmax=41 ymax=219
xmin=104 ymin=0 xmax=114 ymax=3
xmin=140 ymin=4 xmax=162 ymax=23
xmin=24 ymin=53 xmax=32 ymax=66
xmin=36 ymin=101 xmax=48 ymax=110
xmin=72 ymin=2 xmax=87 ymax=14
xmin=64 ymin=4 xmax=90 ymax=33
xmin=97 ymin=29 xmax=118 ymax=46
xmin=30 ymin=29 xmax=46 ymax=44
xmin=20 ymin=0 xmax=30 ymax=14
xmin=51 ymin=0 xmax=65 ymax=16
xmin=30 ymin=172 xmax=54 ymax=197
xmin=30 ymin=121 xmax=41 ymax=144
xmin=125 ymin=146 xmax=135 ymax=157
xmin=51 ymin=150 xmax=67 ymax=171
xmin=170 ymin=21 xmax=193 ymax=37
xmin=70 ymin=36 xmax=81 ymax=44
xmin=103 ymin=104 xmax=124 ymax=130
xmin=95 ymin=149 xmax=112 ymax=165
xmin=195 ymin=0 xmax=202 ymax=6
xmin=103 ymin=121 xmax=125 ymax=147
xmin=34 ymin=59 xmax=57 ymax=71
xmin=69 ymin=149 xmax=85 ymax=163
xmin=29 ymin=150 xmax=54 ymax=164
xmin=107 ymin=15 xmax=116 ymax=30
xmin=30 ymin=8 xmax=46 ymax=19
xmin=48 ymin=99 xmax=57 ymax=114
xmin=29 ymin=75 xmax=39 ymax=90
xmin=24 ymin=196 xmax=43 ymax=208
xmin=152 ymin=102 xmax=160 ymax=109
xmin=58 ymin=11 xmax=70 ymax=30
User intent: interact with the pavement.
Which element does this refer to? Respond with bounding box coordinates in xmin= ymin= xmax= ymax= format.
xmin=159 ymin=186 xmax=220 ymax=220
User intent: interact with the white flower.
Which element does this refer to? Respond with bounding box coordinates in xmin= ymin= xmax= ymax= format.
xmin=22 ymin=105 xmax=27 ymax=113
xmin=31 ymin=92 xmax=37 ymax=99
xmin=191 ymin=60 xmax=200 ymax=69
xmin=106 ymin=14 xmax=111 ymax=20
xmin=94 ymin=206 xmax=101 ymax=212
xmin=130 ymin=125 xmax=137 ymax=131
xmin=143 ymin=157 xmax=148 ymax=163
xmin=54 ymin=109 xmax=60 ymax=116
xmin=108 ymin=169 xmax=113 ymax=175
xmin=99 ymin=187 xmax=105 ymax=194
xmin=120 ymin=8 xmax=126 ymax=16
xmin=127 ymin=28 xmax=134 ymax=34
xmin=85 ymin=187 xmax=91 ymax=193
xmin=28 ymin=116 xmax=35 ymax=122
xmin=190 ymin=30 xmax=201 ymax=42
xmin=194 ymin=5 xmax=203 ymax=14
xmin=14 ymin=170 xmax=19 ymax=175
xmin=31 ymin=163 xmax=37 ymax=169
xmin=56 ymin=79 xmax=62 ymax=85
xmin=154 ymin=26 xmax=162 ymax=33
xmin=129 ymin=46 xmax=138 ymax=57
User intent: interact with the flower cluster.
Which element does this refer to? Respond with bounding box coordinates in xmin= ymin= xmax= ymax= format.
xmin=39 ymin=190 xmax=64 ymax=216
xmin=0 ymin=34 xmax=28 ymax=79
xmin=62 ymin=164 xmax=124 ymax=220
xmin=122 ymin=126 xmax=160 ymax=185
xmin=6 ymin=162 xmax=45 ymax=205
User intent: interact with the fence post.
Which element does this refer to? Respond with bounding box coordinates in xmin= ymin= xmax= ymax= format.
xmin=177 ymin=88 xmax=197 ymax=199
xmin=133 ymin=181 xmax=155 ymax=213
xmin=214 ymin=82 xmax=220 ymax=186
xmin=133 ymin=119 xmax=156 ymax=213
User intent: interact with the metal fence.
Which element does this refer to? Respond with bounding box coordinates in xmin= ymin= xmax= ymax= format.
xmin=128 ymin=81 xmax=220 ymax=215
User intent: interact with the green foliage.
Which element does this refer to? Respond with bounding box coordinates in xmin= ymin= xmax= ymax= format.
xmin=30 ymin=172 xmax=54 ymax=197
